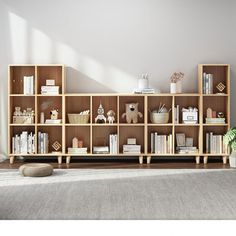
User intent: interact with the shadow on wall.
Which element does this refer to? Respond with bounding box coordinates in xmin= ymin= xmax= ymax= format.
xmin=66 ymin=67 xmax=115 ymax=93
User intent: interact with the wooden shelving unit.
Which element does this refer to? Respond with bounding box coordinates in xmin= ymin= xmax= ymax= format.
xmin=8 ymin=64 xmax=231 ymax=165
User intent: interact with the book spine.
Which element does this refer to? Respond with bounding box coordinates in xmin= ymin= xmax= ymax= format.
xmin=203 ymin=73 xmax=206 ymax=94
xmin=176 ymin=105 xmax=179 ymax=124
xmin=206 ymin=133 xmax=209 ymax=153
xmin=151 ymin=133 xmax=154 ymax=153
xmin=154 ymin=132 xmax=158 ymax=154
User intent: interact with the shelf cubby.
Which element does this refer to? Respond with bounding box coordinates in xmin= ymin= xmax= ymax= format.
xmin=92 ymin=126 xmax=117 ymax=150
xmin=65 ymin=126 xmax=91 ymax=154
xmin=9 ymin=65 xmax=36 ymax=94
xmin=37 ymin=96 xmax=63 ymax=123
xmin=119 ymin=126 xmax=144 ymax=154
xmin=147 ymin=95 xmax=173 ymax=124
xmin=65 ymin=95 xmax=91 ymax=124
xmin=37 ymin=66 xmax=63 ymax=94
xmin=37 ymin=126 xmax=63 ymax=153
xmin=147 ymin=126 xmax=173 ymax=154
xmin=119 ymin=95 xmax=145 ymax=124
xmin=92 ymin=96 xmax=117 ymax=124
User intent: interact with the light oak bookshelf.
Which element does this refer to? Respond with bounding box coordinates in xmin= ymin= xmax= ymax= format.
xmin=8 ymin=64 xmax=230 ymax=165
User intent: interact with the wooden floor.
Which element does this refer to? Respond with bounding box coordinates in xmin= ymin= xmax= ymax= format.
xmin=0 ymin=159 xmax=230 ymax=169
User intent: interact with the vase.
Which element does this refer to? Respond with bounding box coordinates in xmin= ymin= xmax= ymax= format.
xmin=229 ymin=151 xmax=236 ymax=168
xmin=176 ymin=80 xmax=182 ymax=93
xmin=170 ymin=83 xmax=177 ymax=93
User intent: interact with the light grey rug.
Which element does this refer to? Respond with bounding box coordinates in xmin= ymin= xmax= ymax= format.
xmin=0 ymin=169 xmax=236 ymax=220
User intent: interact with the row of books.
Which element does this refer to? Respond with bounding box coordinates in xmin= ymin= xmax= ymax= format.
xmin=176 ymin=146 xmax=198 ymax=154
xmin=202 ymin=73 xmax=213 ymax=94
xmin=38 ymin=132 xmax=49 ymax=154
xmin=41 ymin=86 xmax=59 ymax=95
xmin=68 ymin=147 xmax=88 ymax=154
xmin=150 ymin=133 xmax=173 ymax=154
xmin=12 ymin=132 xmax=35 ymax=154
xmin=109 ymin=134 xmax=118 ymax=154
xmin=23 ymin=76 xmax=34 ymax=95
xmin=206 ymin=133 xmax=228 ymax=154
xmin=123 ymin=145 xmax=141 ymax=154
xmin=205 ymin=118 xmax=225 ymax=124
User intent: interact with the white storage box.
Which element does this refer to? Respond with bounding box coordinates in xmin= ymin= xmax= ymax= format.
xmin=182 ymin=111 xmax=198 ymax=124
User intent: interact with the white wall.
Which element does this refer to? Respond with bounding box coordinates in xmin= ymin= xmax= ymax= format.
xmin=0 ymin=0 xmax=235 ymax=158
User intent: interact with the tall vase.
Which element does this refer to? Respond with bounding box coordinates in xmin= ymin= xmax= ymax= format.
xmin=170 ymin=83 xmax=177 ymax=93
xmin=176 ymin=80 xmax=182 ymax=93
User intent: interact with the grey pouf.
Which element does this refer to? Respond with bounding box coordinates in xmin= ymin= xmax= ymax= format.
xmin=19 ymin=163 xmax=53 ymax=177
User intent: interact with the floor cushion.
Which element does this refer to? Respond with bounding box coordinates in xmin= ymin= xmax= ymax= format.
xmin=19 ymin=163 xmax=53 ymax=177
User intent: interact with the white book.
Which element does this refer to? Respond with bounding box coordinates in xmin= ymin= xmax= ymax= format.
xmin=114 ymin=135 xmax=118 ymax=154
xmin=176 ymin=105 xmax=179 ymax=124
xmin=206 ymin=133 xmax=209 ymax=153
xmin=210 ymin=132 xmax=213 ymax=153
xmin=154 ymin=132 xmax=158 ymax=153
xmin=109 ymin=134 xmax=113 ymax=154
xmin=169 ymin=134 xmax=173 ymax=154
xmin=151 ymin=133 xmax=154 ymax=153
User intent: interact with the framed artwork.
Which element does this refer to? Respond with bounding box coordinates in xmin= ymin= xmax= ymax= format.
xmin=176 ymin=133 xmax=185 ymax=147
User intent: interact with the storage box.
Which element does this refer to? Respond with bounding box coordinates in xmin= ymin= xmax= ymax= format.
xmin=182 ymin=111 xmax=198 ymax=124
xmin=13 ymin=116 xmax=34 ymax=124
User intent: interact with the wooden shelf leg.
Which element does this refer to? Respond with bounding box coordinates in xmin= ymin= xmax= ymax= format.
xmin=203 ymin=156 xmax=208 ymax=164
xmin=66 ymin=156 xmax=71 ymax=164
xmin=223 ymin=156 xmax=227 ymax=165
xmin=10 ymin=156 xmax=15 ymax=164
xmin=147 ymin=156 xmax=151 ymax=164
xmin=139 ymin=156 xmax=143 ymax=164
xmin=195 ymin=156 xmax=200 ymax=164
xmin=58 ymin=156 xmax=62 ymax=165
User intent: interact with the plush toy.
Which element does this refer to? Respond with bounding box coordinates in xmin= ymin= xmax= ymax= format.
xmin=107 ymin=110 xmax=115 ymax=124
xmin=122 ymin=103 xmax=143 ymax=124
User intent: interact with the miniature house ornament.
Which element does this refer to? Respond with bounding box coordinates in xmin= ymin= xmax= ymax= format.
xmin=95 ymin=102 xmax=106 ymax=123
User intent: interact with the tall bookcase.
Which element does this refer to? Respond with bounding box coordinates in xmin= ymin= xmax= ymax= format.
xmin=8 ymin=64 xmax=230 ymax=165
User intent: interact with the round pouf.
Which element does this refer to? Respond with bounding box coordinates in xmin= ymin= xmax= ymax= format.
xmin=19 ymin=163 xmax=53 ymax=177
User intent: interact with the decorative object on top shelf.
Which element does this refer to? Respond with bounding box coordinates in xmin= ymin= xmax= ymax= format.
xmin=122 ymin=103 xmax=143 ymax=124
xmin=68 ymin=110 xmax=90 ymax=124
xmin=205 ymin=107 xmax=225 ymax=124
xmin=202 ymin=73 xmax=213 ymax=94
xmin=68 ymin=137 xmax=87 ymax=154
xmin=107 ymin=110 xmax=115 ymax=124
xmin=45 ymin=109 xmax=61 ymax=124
xmin=182 ymin=107 xmax=198 ymax=124
xmin=216 ymin=82 xmax=226 ymax=94
xmin=95 ymin=102 xmax=106 ymax=123
xmin=52 ymin=141 xmax=61 ymax=154
xmin=133 ymin=73 xmax=156 ymax=94
xmin=150 ymin=102 xmax=170 ymax=124
xmin=13 ymin=107 xmax=35 ymax=124
xmin=224 ymin=128 xmax=236 ymax=168
xmin=41 ymin=79 xmax=59 ymax=95
xmin=170 ymin=72 xmax=184 ymax=93
xmin=176 ymin=133 xmax=198 ymax=154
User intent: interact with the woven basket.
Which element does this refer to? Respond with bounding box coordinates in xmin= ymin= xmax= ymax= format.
xmin=68 ymin=114 xmax=90 ymax=124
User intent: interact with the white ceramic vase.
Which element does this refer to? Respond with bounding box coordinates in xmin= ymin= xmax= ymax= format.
xmin=170 ymin=83 xmax=177 ymax=93
xmin=229 ymin=151 xmax=236 ymax=168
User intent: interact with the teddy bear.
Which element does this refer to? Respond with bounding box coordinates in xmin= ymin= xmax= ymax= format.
xmin=122 ymin=103 xmax=143 ymax=124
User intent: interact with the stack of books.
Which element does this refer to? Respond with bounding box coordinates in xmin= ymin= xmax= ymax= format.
xmin=150 ymin=133 xmax=173 ymax=154
xmin=12 ymin=131 xmax=35 ymax=154
xmin=23 ymin=76 xmax=34 ymax=95
xmin=206 ymin=132 xmax=228 ymax=154
xmin=174 ymin=105 xmax=180 ymax=124
xmin=123 ymin=145 xmax=141 ymax=154
xmin=205 ymin=118 xmax=225 ymax=124
xmin=41 ymin=86 xmax=59 ymax=95
xmin=93 ymin=146 xmax=109 ymax=154
xmin=202 ymin=73 xmax=213 ymax=94
xmin=68 ymin=147 xmax=87 ymax=154
xmin=109 ymin=134 xmax=118 ymax=154
xmin=176 ymin=146 xmax=198 ymax=154
xmin=45 ymin=119 xmax=62 ymax=124
xmin=133 ymin=88 xmax=155 ymax=94
xmin=38 ymin=132 xmax=49 ymax=154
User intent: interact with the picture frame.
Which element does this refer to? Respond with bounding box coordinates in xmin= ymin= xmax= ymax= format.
xmin=176 ymin=133 xmax=185 ymax=147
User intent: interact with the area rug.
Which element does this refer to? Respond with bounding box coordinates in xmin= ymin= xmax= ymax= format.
xmin=0 ymin=169 xmax=236 ymax=220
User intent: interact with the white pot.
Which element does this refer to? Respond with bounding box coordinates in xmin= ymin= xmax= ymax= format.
xmin=138 ymin=78 xmax=149 ymax=90
xmin=170 ymin=83 xmax=177 ymax=93
xmin=176 ymin=80 xmax=182 ymax=93
xmin=229 ymin=151 xmax=236 ymax=168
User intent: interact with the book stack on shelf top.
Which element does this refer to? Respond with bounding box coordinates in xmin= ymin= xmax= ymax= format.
xmin=41 ymin=79 xmax=59 ymax=95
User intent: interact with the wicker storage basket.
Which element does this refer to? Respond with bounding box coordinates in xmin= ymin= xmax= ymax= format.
xmin=68 ymin=114 xmax=90 ymax=124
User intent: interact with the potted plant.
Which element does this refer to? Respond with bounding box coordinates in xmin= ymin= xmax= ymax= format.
xmin=170 ymin=72 xmax=184 ymax=93
xmin=224 ymin=127 xmax=236 ymax=168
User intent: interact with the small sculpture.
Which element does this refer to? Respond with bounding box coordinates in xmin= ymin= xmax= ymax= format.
xmin=216 ymin=82 xmax=226 ymax=94
xmin=50 ymin=109 xmax=59 ymax=120
xmin=107 ymin=110 xmax=115 ymax=124
xmin=78 ymin=140 xmax=83 ymax=148
xmin=207 ymin=108 xmax=213 ymax=118
xmin=14 ymin=107 xmax=22 ymax=116
xmin=52 ymin=141 xmax=61 ymax=153
xmin=122 ymin=103 xmax=143 ymax=124
xmin=95 ymin=102 xmax=106 ymax=123
xmin=217 ymin=112 xmax=224 ymax=118
xmin=72 ymin=137 xmax=79 ymax=148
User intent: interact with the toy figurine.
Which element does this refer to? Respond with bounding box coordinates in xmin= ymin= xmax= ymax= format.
xmin=50 ymin=109 xmax=59 ymax=120
xmin=107 ymin=110 xmax=115 ymax=124
xmin=122 ymin=103 xmax=143 ymax=124
xmin=95 ymin=102 xmax=106 ymax=123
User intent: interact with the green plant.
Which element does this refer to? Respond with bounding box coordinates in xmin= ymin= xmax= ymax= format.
xmin=224 ymin=127 xmax=236 ymax=152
